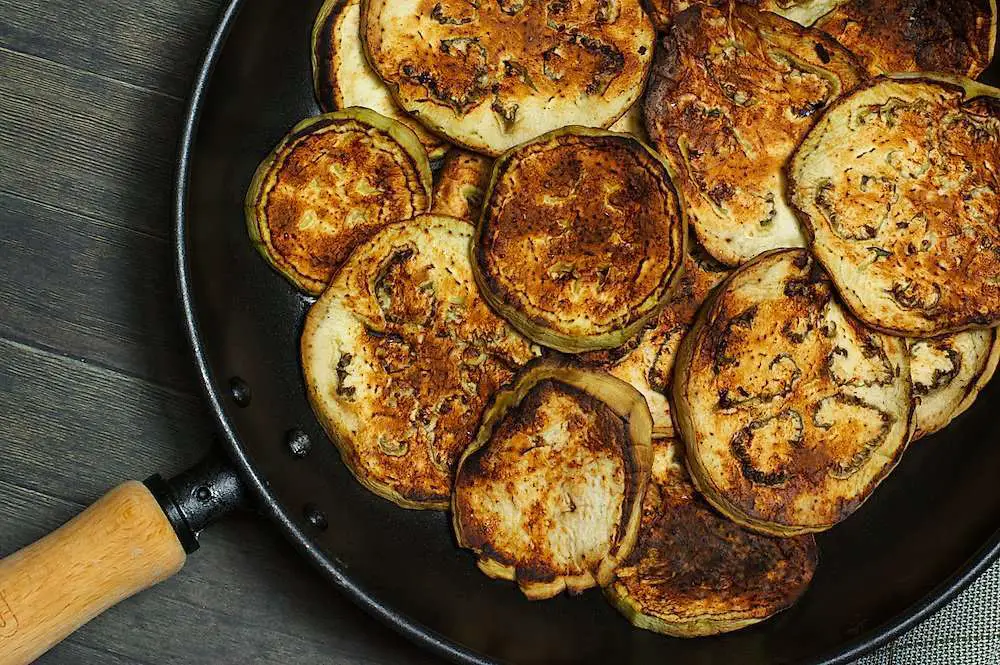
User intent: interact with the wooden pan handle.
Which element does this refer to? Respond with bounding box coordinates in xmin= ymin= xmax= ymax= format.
xmin=0 ymin=481 xmax=186 ymax=665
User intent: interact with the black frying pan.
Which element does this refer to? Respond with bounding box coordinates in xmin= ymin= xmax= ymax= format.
xmin=3 ymin=1 xmax=1000 ymax=664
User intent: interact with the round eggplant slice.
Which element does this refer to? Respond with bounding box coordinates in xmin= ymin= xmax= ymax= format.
xmin=360 ymin=0 xmax=654 ymax=156
xmin=312 ymin=0 xmax=448 ymax=159
xmin=580 ymin=246 xmax=730 ymax=439
xmin=911 ymin=329 xmax=1000 ymax=440
xmin=673 ymin=249 xmax=914 ymax=537
xmin=301 ymin=214 xmax=538 ymax=509
xmin=246 ymin=108 xmax=433 ymax=295
xmin=643 ymin=3 xmax=864 ymax=266
xmin=811 ymin=0 xmax=996 ymax=78
xmin=606 ymin=439 xmax=818 ymax=637
xmin=789 ymin=75 xmax=1000 ymax=336
xmin=453 ymin=359 xmax=653 ymax=599
xmin=474 ymin=127 xmax=686 ymax=353
xmin=430 ymin=148 xmax=492 ymax=220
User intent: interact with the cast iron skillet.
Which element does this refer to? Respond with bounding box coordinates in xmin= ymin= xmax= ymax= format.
xmin=3 ymin=1 xmax=1000 ymax=664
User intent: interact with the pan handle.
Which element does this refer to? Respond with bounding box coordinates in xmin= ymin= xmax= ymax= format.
xmin=0 ymin=452 xmax=248 ymax=665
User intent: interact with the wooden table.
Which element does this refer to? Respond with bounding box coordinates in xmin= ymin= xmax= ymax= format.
xmin=0 ymin=1 xmax=993 ymax=663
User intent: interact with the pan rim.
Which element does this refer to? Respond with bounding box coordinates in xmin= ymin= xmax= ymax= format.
xmin=171 ymin=1 xmax=1000 ymax=663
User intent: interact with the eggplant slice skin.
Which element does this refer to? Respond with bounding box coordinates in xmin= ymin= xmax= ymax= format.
xmin=453 ymin=359 xmax=653 ymax=599
xmin=606 ymin=439 xmax=818 ymax=637
xmin=911 ymin=329 xmax=1000 ymax=440
xmin=581 ymin=245 xmax=731 ymax=439
xmin=361 ymin=0 xmax=654 ymax=156
xmin=301 ymin=214 xmax=538 ymax=509
xmin=474 ymin=127 xmax=686 ymax=353
xmin=246 ymin=108 xmax=432 ymax=295
xmin=430 ymin=148 xmax=492 ymax=220
xmin=311 ymin=0 xmax=448 ymax=159
xmin=673 ymin=249 xmax=914 ymax=537
xmin=789 ymin=75 xmax=1000 ymax=336
xmin=643 ymin=3 xmax=864 ymax=266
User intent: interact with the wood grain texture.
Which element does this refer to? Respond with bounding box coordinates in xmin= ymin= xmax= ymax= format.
xmin=0 ymin=48 xmax=181 ymax=238
xmin=0 ymin=482 xmax=187 ymax=665
xmin=0 ymin=0 xmax=222 ymax=99
xmin=0 ymin=192 xmax=200 ymax=390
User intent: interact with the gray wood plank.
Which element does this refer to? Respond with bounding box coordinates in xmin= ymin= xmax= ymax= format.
xmin=0 ymin=337 xmax=210 ymax=504
xmin=0 ymin=47 xmax=181 ymax=239
xmin=0 ymin=191 xmax=200 ymax=391
xmin=0 ymin=0 xmax=224 ymax=100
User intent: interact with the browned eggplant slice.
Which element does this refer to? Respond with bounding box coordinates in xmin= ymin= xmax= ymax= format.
xmin=474 ymin=126 xmax=686 ymax=353
xmin=246 ymin=108 xmax=432 ymax=295
xmin=643 ymin=3 xmax=864 ymax=265
xmin=673 ymin=249 xmax=914 ymax=536
xmin=453 ymin=359 xmax=653 ymax=599
xmin=606 ymin=439 xmax=818 ymax=637
xmin=361 ymin=0 xmax=655 ymax=155
xmin=301 ymin=214 xmax=538 ymax=509
xmin=789 ymin=75 xmax=1000 ymax=336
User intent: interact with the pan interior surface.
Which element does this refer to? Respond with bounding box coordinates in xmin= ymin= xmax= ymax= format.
xmin=176 ymin=1 xmax=1000 ymax=663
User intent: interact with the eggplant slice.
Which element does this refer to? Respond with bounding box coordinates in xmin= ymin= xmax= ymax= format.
xmin=606 ymin=439 xmax=818 ymax=637
xmin=301 ymin=214 xmax=538 ymax=509
xmin=581 ymin=245 xmax=730 ymax=439
xmin=643 ymin=3 xmax=864 ymax=266
xmin=646 ymin=0 xmax=995 ymax=78
xmin=246 ymin=109 xmax=432 ymax=295
xmin=361 ymin=0 xmax=654 ymax=156
xmin=911 ymin=329 xmax=1000 ymax=440
xmin=809 ymin=0 xmax=996 ymax=78
xmin=474 ymin=127 xmax=686 ymax=353
xmin=453 ymin=359 xmax=653 ymax=599
xmin=312 ymin=0 xmax=448 ymax=159
xmin=673 ymin=249 xmax=914 ymax=537
xmin=789 ymin=75 xmax=1000 ymax=336
xmin=430 ymin=149 xmax=492 ymax=220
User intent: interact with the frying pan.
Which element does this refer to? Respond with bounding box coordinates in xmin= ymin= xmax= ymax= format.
xmin=3 ymin=1 xmax=1000 ymax=664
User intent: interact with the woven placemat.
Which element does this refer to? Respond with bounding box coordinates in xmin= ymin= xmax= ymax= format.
xmin=855 ymin=558 xmax=1000 ymax=664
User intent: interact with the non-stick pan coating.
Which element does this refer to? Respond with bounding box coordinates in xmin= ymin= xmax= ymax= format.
xmin=175 ymin=2 xmax=1000 ymax=663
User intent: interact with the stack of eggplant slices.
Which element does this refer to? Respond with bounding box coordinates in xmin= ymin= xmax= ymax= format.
xmin=245 ymin=0 xmax=1000 ymax=637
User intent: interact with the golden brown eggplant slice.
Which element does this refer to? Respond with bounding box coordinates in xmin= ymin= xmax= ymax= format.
xmin=312 ymin=0 xmax=448 ymax=159
xmin=580 ymin=245 xmax=730 ymax=438
xmin=301 ymin=214 xmax=538 ymax=509
xmin=811 ymin=0 xmax=996 ymax=78
xmin=430 ymin=149 xmax=492 ymax=220
xmin=788 ymin=75 xmax=1000 ymax=336
xmin=606 ymin=439 xmax=818 ymax=637
xmin=911 ymin=329 xmax=1000 ymax=439
xmin=474 ymin=127 xmax=686 ymax=353
xmin=453 ymin=359 xmax=653 ymax=599
xmin=644 ymin=3 xmax=864 ymax=265
xmin=673 ymin=249 xmax=914 ymax=536
xmin=361 ymin=0 xmax=654 ymax=155
xmin=246 ymin=108 xmax=432 ymax=295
